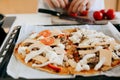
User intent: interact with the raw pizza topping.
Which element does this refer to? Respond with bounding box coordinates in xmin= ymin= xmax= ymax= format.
xmin=14 ymin=28 xmax=120 ymax=75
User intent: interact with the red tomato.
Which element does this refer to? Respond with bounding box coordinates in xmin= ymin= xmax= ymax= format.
xmin=69 ymin=13 xmax=78 ymax=17
xmin=80 ymin=10 xmax=88 ymax=16
xmin=48 ymin=64 xmax=61 ymax=72
xmin=40 ymin=37 xmax=55 ymax=45
xmin=93 ymin=11 xmax=103 ymax=20
xmin=38 ymin=30 xmax=51 ymax=37
xmin=106 ymin=9 xmax=115 ymax=20
xmin=100 ymin=9 xmax=106 ymax=19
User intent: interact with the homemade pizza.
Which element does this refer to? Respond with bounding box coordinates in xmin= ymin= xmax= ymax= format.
xmin=14 ymin=28 xmax=120 ymax=75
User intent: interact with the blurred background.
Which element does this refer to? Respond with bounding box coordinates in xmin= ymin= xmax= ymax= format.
xmin=105 ymin=0 xmax=120 ymax=11
xmin=0 ymin=0 xmax=119 ymax=14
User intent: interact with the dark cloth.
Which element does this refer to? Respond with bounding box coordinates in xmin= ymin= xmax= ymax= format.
xmin=0 ymin=27 xmax=6 ymax=46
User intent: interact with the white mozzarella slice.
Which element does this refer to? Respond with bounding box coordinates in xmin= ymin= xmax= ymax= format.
xmin=45 ymin=50 xmax=64 ymax=65
xmin=95 ymin=46 xmax=103 ymax=51
xmin=105 ymin=37 xmax=115 ymax=43
xmin=18 ymin=46 xmax=28 ymax=56
xmin=82 ymin=64 xmax=90 ymax=70
xmin=69 ymin=35 xmax=80 ymax=43
xmin=94 ymin=57 xmax=105 ymax=70
xmin=68 ymin=59 xmax=77 ymax=68
xmin=87 ymin=32 xmax=105 ymax=38
xmin=53 ymin=54 xmax=64 ymax=65
xmin=69 ymin=30 xmax=82 ymax=43
xmin=75 ymin=63 xmax=83 ymax=71
xmin=25 ymin=47 xmax=46 ymax=63
xmin=82 ymin=53 xmax=96 ymax=62
xmin=73 ymin=31 xmax=82 ymax=37
xmin=54 ymin=47 xmax=66 ymax=55
xmin=51 ymin=29 xmax=63 ymax=35
xmin=57 ymin=43 xmax=65 ymax=49
xmin=75 ymin=54 xmax=95 ymax=71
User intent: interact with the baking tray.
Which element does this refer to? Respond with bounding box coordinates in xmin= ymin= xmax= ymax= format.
xmin=0 ymin=24 xmax=120 ymax=80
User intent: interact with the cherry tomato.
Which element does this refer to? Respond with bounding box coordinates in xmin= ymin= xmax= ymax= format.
xmin=48 ymin=64 xmax=61 ymax=72
xmin=40 ymin=37 xmax=55 ymax=45
xmin=38 ymin=30 xmax=51 ymax=37
xmin=106 ymin=9 xmax=115 ymax=20
xmin=100 ymin=9 xmax=106 ymax=19
xmin=93 ymin=11 xmax=103 ymax=20
xmin=80 ymin=10 xmax=88 ymax=16
xmin=69 ymin=13 xmax=78 ymax=17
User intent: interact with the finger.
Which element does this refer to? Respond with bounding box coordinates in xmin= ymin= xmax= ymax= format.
xmin=78 ymin=0 xmax=88 ymax=12
xmin=68 ymin=0 xmax=78 ymax=13
xmin=44 ymin=0 xmax=55 ymax=8
xmin=51 ymin=0 xmax=60 ymax=8
xmin=58 ymin=0 xmax=66 ymax=8
xmin=72 ymin=0 xmax=84 ymax=13
xmin=86 ymin=2 xmax=91 ymax=10
xmin=64 ymin=0 xmax=69 ymax=6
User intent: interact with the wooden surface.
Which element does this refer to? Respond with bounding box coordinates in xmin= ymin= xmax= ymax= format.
xmin=104 ymin=0 xmax=117 ymax=11
xmin=0 ymin=0 xmax=38 ymax=14
xmin=118 ymin=0 xmax=120 ymax=11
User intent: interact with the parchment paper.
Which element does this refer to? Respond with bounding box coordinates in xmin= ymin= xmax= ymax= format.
xmin=7 ymin=22 xmax=120 ymax=79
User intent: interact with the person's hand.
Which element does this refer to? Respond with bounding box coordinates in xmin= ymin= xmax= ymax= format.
xmin=68 ymin=0 xmax=91 ymax=13
xmin=45 ymin=0 xmax=69 ymax=9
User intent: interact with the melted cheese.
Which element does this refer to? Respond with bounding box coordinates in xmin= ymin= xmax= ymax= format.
xmin=87 ymin=32 xmax=105 ymax=38
xmin=69 ymin=35 xmax=80 ymax=43
xmin=75 ymin=63 xmax=83 ymax=71
xmin=45 ymin=49 xmax=64 ymax=65
xmin=51 ymin=29 xmax=63 ymax=36
xmin=57 ymin=43 xmax=65 ymax=49
xmin=68 ymin=59 xmax=77 ymax=68
xmin=94 ymin=57 xmax=105 ymax=70
xmin=18 ymin=46 xmax=28 ymax=56
xmin=82 ymin=64 xmax=90 ymax=70
xmin=95 ymin=46 xmax=103 ymax=51
xmin=69 ymin=30 xmax=82 ymax=43
xmin=25 ymin=50 xmax=44 ymax=63
xmin=54 ymin=47 xmax=66 ymax=55
xmin=25 ymin=46 xmax=47 ymax=63
xmin=75 ymin=54 xmax=95 ymax=71
xmin=82 ymin=53 xmax=96 ymax=62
